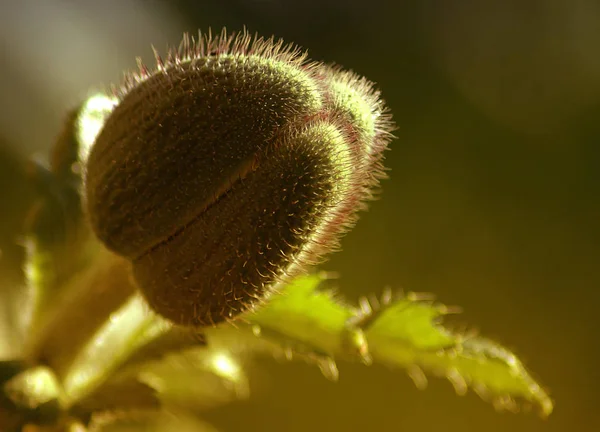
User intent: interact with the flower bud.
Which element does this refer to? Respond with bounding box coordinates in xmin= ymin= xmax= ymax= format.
xmin=83 ymin=30 xmax=394 ymax=327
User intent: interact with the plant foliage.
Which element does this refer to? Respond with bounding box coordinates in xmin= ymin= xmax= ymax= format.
xmin=0 ymin=91 xmax=553 ymax=431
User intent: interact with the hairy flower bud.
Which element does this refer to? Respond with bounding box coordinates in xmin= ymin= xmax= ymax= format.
xmin=83 ymin=29 xmax=394 ymax=327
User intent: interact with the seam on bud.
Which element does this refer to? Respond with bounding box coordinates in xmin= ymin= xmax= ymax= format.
xmin=136 ymin=156 xmax=259 ymax=263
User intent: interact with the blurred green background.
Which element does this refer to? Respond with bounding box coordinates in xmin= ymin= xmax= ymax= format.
xmin=0 ymin=0 xmax=598 ymax=430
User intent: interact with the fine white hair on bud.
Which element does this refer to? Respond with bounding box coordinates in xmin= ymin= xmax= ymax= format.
xmin=83 ymin=28 xmax=395 ymax=327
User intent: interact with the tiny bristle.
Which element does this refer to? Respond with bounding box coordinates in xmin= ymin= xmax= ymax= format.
xmin=407 ymin=365 xmax=428 ymax=390
xmin=116 ymin=28 xmax=312 ymax=100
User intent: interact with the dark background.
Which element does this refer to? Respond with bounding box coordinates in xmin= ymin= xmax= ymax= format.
xmin=1 ymin=0 xmax=599 ymax=431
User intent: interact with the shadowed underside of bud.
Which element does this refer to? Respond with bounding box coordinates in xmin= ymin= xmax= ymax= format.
xmin=84 ymin=29 xmax=395 ymax=327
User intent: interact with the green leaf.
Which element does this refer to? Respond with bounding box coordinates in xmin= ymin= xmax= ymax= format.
xmin=247 ymin=274 xmax=354 ymax=356
xmin=133 ymin=346 xmax=249 ymax=411
xmin=362 ymin=291 xmax=553 ymax=416
xmin=72 ymin=339 xmax=249 ymax=419
xmin=59 ymin=294 xmax=170 ymax=408
xmin=240 ymin=274 xmax=553 ymax=416
xmin=0 ymin=146 xmax=37 ymax=359
xmin=18 ymin=94 xmax=118 ymax=367
xmin=61 ymin=297 xmax=244 ymax=416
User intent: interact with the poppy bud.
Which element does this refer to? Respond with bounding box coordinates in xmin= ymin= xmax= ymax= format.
xmin=83 ymin=29 xmax=394 ymax=327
